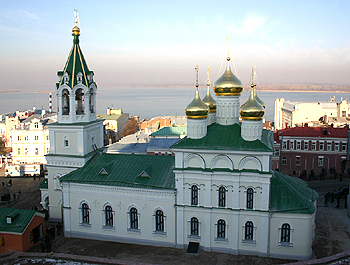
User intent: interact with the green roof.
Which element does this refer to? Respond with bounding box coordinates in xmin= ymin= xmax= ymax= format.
xmin=96 ymin=114 xmax=124 ymax=120
xmin=39 ymin=178 xmax=48 ymax=189
xmin=270 ymin=171 xmax=318 ymax=214
xmin=0 ymin=208 xmax=39 ymax=234
xmin=60 ymin=153 xmax=175 ymax=190
xmin=57 ymin=34 xmax=94 ymax=89
xmin=172 ymin=123 xmax=274 ymax=152
xmin=151 ymin=126 xmax=187 ymax=137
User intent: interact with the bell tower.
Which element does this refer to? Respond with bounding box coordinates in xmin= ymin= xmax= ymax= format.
xmin=41 ymin=10 xmax=104 ymax=222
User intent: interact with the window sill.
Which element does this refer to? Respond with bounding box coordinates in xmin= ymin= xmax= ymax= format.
xmin=242 ymin=239 xmax=256 ymax=246
xmin=153 ymin=231 xmax=167 ymax=237
xmin=215 ymin=238 xmax=228 ymax=244
xmin=102 ymin=225 xmax=115 ymax=231
xmin=127 ymin=228 xmax=141 ymax=234
xmin=79 ymin=223 xmax=91 ymax=228
xmin=187 ymin=235 xmax=201 ymax=241
xmin=278 ymin=242 xmax=293 ymax=248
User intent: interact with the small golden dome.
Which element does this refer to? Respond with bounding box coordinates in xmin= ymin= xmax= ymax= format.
xmin=186 ymin=88 xmax=209 ymax=119
xmin=213 ymin=57 xmax=244 ymax=96
xmin=202 ymin=66 xmax=216 ymax=113
xmin=239 ymin=88 xmax=265 ymax=120
xmin=72 ymin=25 xmax=80 ymax=36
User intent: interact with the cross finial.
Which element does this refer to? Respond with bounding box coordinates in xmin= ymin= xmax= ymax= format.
xmin=227 ymin=35 xmax=231 ymax=58
xmin=206 ymin=66 xmax=210 ymax=87
xmin=74 ymin=9 xmax=80 ymax=27
xmin=195 ymin=64 xmax=199 ymax=88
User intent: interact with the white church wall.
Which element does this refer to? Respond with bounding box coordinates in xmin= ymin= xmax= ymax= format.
xmin=269 ymin=213 xmax=314 ymax=260
xmin=62 ymin=183 xmax=176 ymax=247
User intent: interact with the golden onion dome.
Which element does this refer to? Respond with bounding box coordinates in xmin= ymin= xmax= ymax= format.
xmin=186 ymin=88 xmax=210 ymax=119
xmin=239 ymin=88 xmax=265 ymax=120
xmin=72 ymin=25 xmax=80 ymax=36
xmin=213 ymin=57 xmax=244 ymax=96
xmin=202 ymin=67 xmax=216 ymax=113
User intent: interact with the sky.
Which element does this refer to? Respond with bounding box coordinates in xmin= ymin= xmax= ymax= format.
xmin=1 ymin=0 xmax=350 ymax=93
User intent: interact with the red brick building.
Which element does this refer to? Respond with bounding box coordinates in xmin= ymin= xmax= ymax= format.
xmin=0 ymin=208 xmax=45 ymax=253
xmin=273 ymin=126 xmax=349 ymax=177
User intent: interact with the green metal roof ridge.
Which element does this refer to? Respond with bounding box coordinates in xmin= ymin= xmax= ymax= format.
xmin=60 ymin=153 xmax=175 ymax=190
xmin=0 ymin=208 xmax=37 ymax=234
xmin=171 ymin=123 xmax=273 ymax=152
xmin=173 ymin=167 xmax=272 ymax=174
xmin=270 ymin=171 xmax=318 ymax=214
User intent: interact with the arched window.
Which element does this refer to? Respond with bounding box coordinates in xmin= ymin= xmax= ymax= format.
xmin=217 ymin=219 xmax=226 ymax=239
xmin=81 ymin=203 xmax=90 ymax=224
xmin=75 ymin=88 xmax=85 ymax=115
xmin=62 ymin=89 xmax=70 ymax=115
xmin=130 ymin=207 xmax=138 ymax=229
xmin=190 ymin=217 xmax=199 ymax=236
xmin=105 ymin=205 xmax=113 ymax=227
xmin=89 ymin=88 xmax=95 ymax=113
xmin=245 ymin=221 xmax=254 ymax=240
xmin=155 ymin=210 xmax=164 ymax=232
xmin=281 ymin=223 xmax=291 ymax=243
xmin=218 ymin=186 xmax=226 ymax=207
xmin=191 ymin=185 xmax=198 ymax=206
xmin=247 ymin=188 xmax=254 ymax=209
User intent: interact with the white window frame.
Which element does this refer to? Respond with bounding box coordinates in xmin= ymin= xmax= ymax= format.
xmin=335 ymin=142 xmax=340 ymax=151
xmin=296 ymin=156 xmax=301 ymax=166
xmin=304 ymin=141 xmax=309 ymax=150
xmin=282 ymin=141 xmax=287 ymax=150
xmin=153 ymin=207 xmax=166 ymax=236
xmin=311 ymin=142 xmax=316 ymax=151
xmin=342 ymin=143 xmax=347 ymax=151
xmin=215 ymin=218 xmax=228 ymax=242
xmin=289 ymin=141 xmax=294 ymax=150
xmin=282 ymin=157 xmax=287 ymax=165
xmin=34 ymin=135 xmax=39 ymax=141
xmin=242 ymin=220 xmax=257 ymax=245
xmin=278 ymin=222 xmax=294 ymax=247
xmin=319 ymin=141 xmax=324 ymax=151
xmin=318 ymin=156 xmax=324 ymax=166
xmin=127 ymin=205 xmax=140 ymax=233
xmin=296 ymin=141 xmax=301 ymax=150
xmin=327 ymin=142 xmax=332 ymax=151
xmin=102 ymin=203 xmax=115 ymax=230
xmin=187 ymin=215 xmax=201 ymax=239
xmin=63 ymin=135 xmax=70 ymax=149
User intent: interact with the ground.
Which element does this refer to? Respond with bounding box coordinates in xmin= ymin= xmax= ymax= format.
xmin=0 ymin=167 xmax=349 ymax=264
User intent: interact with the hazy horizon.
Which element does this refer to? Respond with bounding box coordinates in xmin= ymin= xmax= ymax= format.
xmin=1 ymin=1 xmax=350 ymax=93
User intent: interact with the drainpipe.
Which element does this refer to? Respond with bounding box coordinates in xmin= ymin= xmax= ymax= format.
xmin=174 ymin=189 xmax=177 ymax=247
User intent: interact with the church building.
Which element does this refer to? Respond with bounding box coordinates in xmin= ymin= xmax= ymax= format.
xmin=41 ymin=15 xmax=318 ymax=260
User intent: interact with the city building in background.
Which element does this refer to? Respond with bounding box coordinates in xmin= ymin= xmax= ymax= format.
xmin=274 ymin=97 xmax=350 ymax=129
xmin=273 ymin=125 xmax=349 ymax=177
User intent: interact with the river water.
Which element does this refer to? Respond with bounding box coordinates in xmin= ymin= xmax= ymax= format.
xmin=1 ymin=86 xmax=350 ymax=122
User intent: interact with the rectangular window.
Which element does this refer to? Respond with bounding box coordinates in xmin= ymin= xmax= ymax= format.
xmin=311 ymin=142 xmax=316 ymax=150
xmin=24 ymin=136 xmax=28 ymax=141
xmin=335 ymin=142 xmax=340 ymax=151
xmin=319 ymin=142 xmax=324 ymax=151
xmin=282 ymin=157 xmax=287 ymax=165
xmin=342 ymin=111 xmax=346 ymax=117
xmin=24 ymin=148 xmax=28 ymax=156
xmin=34 ymin=122 xmax=39 ymax=128
xmin=46 ymin=135 xmax=49 ymax=141
xmin=275 ymin=149 xmax=280 ymax=156
xmin=296 ymin=141 xmax=301 ymax=150
xmin=282 ymin=141 xmax=287 ymax=150
xmin=304 ymin=141 xmax=309 ymax=150
xmin=64 ymin=140 xmax=69 ymax=147
xmin=289 ymin=141 xmax=294 ymax=150
xmin=342 ymin=143 xmax=347 ymax=151
xmin=17 ymin=148 xmax=21 ymax=155
xmin=46 ymin=148 xmax=50 ymax=154
xmin=34 ymin=135 xmax=39 ymax=141
xmin=318 ymin=156 xmax=324 ymax=166
xmin=296 ymin=156 xmax=301 ymax=166
xmin=35 ymin=148 xmax=39 ymax=155
xmin=18 ymin=136 xmax=21 ymax=141
xmin=327 ymin=142 xmax=332 ymax=151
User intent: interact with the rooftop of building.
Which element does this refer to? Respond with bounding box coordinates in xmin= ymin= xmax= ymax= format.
xmin=150 ymin=126 xmax=187 ymax=137
xmin=172 ymin=123 xmax=274 ymax=152
xmin=60 ymin=153 xmax=175 ymax=190
xmin=0 ymin=208 xmax=44 ymax=234
xmin=275 ymin=126 xmax=349 ymax=142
